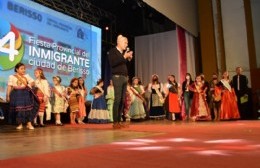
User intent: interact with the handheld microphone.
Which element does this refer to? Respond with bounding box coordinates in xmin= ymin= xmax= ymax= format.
xmin=126 ymin=47 xmax=132 ymax=61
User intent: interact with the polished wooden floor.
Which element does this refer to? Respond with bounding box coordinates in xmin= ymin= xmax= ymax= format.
xmin=1 ymin=119 xmax=260 ymax=168
xmin=0 ymin=121 xmax=160 ymax=160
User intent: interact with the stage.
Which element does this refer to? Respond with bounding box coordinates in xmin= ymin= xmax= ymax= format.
xmin=0 ymin=120 xmax=260 ymax=168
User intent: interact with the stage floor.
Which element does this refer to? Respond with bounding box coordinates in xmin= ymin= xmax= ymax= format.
xmin=1 ymin=120 xmax=260 ymax=168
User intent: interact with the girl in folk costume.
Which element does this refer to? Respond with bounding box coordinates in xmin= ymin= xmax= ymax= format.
xmin=33 ymin=68 xmax=50 ymax=127
xmin=209 ymin=74 xmax=221 ymax=121
xmin=67 ymin=78 xmax=81 ymax=124
xmin=105 ymin=80 xmax=114 ymax=122
xmin=123 ymin=83 xmax=132 ymax=122
xmin=6 ymin=63 xmax=39 ymax=130
xmin=189 ymin=75 xmax=211 ymax=121
xmin=218 ymin=71 xmax=240 ymax=120
xmin=164 ymin=75 xmax=181 ymax=121
xmin=129 ymin=77 xmax=146 ymax=120
xmin=181 ymin=73 xmax=194 ymax=121
xmin=148 ymin=74 xmax=165 ymax=119
xmin=88 ymin=79 xmax=110 ymax=123
xmin=77 ymin=77 xmax=87 ymax=124
xmin=51 ymin=76 xmax=67 ymax=126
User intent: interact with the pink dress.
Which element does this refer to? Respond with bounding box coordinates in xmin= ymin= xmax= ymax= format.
xmin=78 ymin=88 xmax=86 ymax=118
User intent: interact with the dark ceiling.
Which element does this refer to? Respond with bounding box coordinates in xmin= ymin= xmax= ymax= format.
xmin=89 ymin=0 xmax=176 ymax=37
xmin=34 ymin=0 xmax=176 ymax=45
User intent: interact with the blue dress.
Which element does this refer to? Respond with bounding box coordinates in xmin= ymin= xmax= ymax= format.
xmin=88 ymin=87 xmax=110 ymax=123
xmin=9 ymin=87 xmax=39 ymax=124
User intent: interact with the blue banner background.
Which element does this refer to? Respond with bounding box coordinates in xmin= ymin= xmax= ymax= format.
xmin=0 ymin=0 xmax=101 ymax=100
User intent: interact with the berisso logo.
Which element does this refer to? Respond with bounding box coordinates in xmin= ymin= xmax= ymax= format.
xmin=0 ymin=18 xmax=24 ymax=70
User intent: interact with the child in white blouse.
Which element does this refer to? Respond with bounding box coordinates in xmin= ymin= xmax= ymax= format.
xmin=33 ymin=68 xmax=50 ymax=127
xmin=6 ymin=63 xmax=38 ymax=130
xmin=51 ymin=76 xmax=67 ymax=126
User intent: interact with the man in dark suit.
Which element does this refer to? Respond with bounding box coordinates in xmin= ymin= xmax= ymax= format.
xmin=232 ymin=67 xmax=249 ymax=119
xmin=108 ymin=35 xmax=133 ymax=129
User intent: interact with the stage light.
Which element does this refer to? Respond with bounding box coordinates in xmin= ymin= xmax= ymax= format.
xmin=204 ymin=139 xmax=246 ymax=144
xmin=136 ymin=0 xmax=144 ymax=8
xmin=194 ymin=150 xmax=230 ymax=156
xmin=105 ymin=26 xmax=109 ymax=31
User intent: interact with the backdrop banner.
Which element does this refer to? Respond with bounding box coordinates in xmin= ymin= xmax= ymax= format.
xmin=0 ymin=0 xmax=101 ymax=100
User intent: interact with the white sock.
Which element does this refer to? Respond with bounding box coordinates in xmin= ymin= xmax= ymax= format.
xmin=34 ymin=117 xmax=37 ymax=124
xmin=39 ymin=113 xmax=44 ymax=125
xmin=172 ymin=113 xmax=176 ymax=121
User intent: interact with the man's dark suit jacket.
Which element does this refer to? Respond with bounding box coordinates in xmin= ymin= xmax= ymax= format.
xmin=232 ymin=75 xmax=248 ymax=95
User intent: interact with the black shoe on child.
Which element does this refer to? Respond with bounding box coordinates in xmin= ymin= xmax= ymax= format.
xmin=55 ymin=123 xmax=63 ymax=126
xmin=33 ymin=123 xmax=39 ymax=127
xmin=40 ymin=124 xmax=45 ymax=127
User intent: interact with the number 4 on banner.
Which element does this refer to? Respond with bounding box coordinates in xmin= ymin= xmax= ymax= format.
xmin=0 ymin=31 xmax=19 ymax=62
